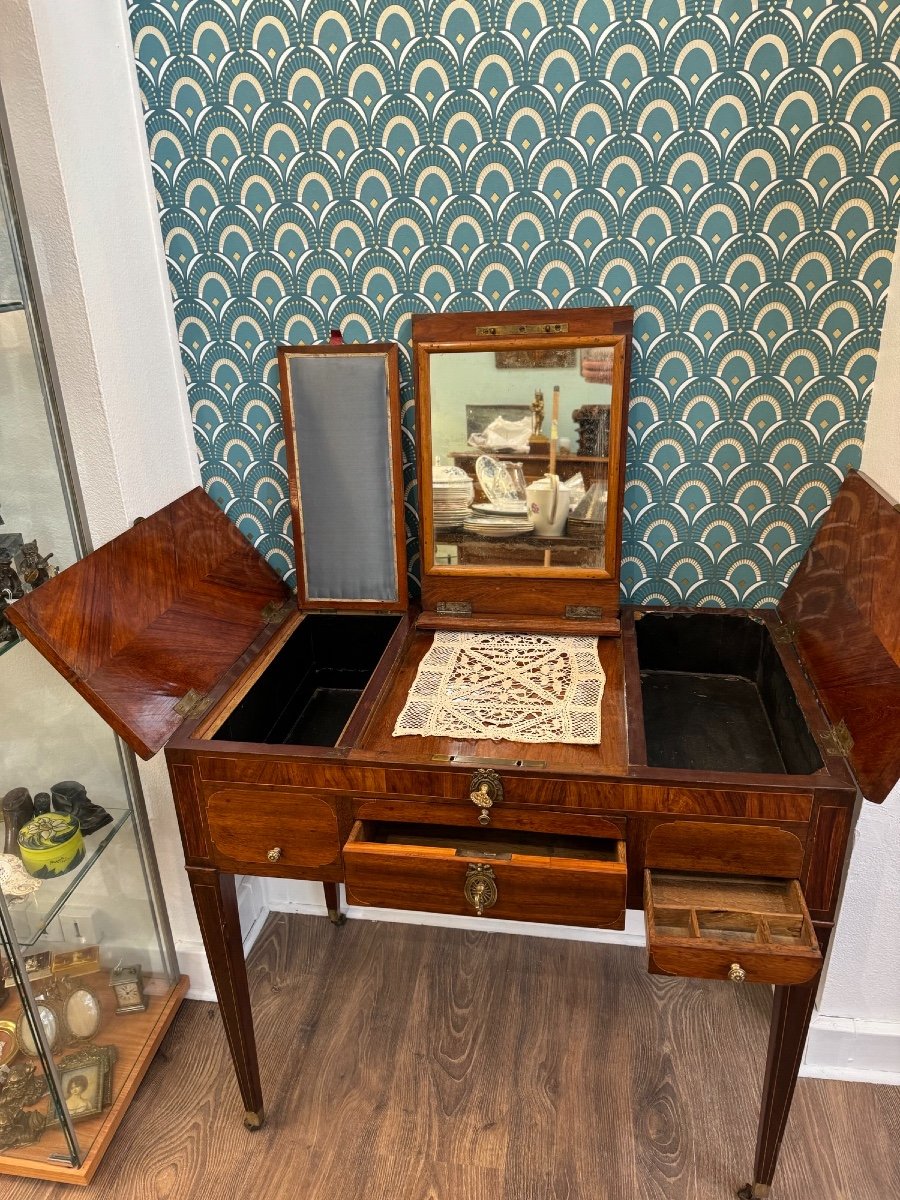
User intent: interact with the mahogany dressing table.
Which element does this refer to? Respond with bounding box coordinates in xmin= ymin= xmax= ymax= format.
xmin=9 ymin=308 xmax=900 ymax=1200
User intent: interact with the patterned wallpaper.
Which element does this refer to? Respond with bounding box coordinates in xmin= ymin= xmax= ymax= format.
xmin=128 ymin=0 xmax=900 ymax=606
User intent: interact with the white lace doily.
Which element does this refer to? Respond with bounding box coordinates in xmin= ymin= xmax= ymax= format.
xmin=393 ymin=631 xmax=605 ymax=744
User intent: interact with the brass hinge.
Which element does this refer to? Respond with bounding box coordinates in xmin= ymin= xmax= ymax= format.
xmin=437 ymin=601 xmax=473 ymax=616
xmin=566 ymin=605 xmax=603 ymax=620
xmin=476 ymin=322 xmax=569 ymax=337
xmin=772 ymin=621 xmax=798 ymax=644
xmin=174 ymin=688 xmax=213 ymax=719
xmin=817 ymin=719 xmax=854 ymax=757
xmin=261 ymin=598 xmax=292 ymax=624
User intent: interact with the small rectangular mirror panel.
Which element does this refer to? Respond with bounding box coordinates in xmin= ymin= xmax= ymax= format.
xmin=279 ymin=345 xmax=406 ymax=610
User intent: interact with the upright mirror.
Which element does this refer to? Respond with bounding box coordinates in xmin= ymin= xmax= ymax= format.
xmin=413 ymin=310 xmax=632 ymax=590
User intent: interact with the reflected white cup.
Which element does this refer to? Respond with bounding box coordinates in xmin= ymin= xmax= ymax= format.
xmin=526 ymin=474 xmax=572 ymax=537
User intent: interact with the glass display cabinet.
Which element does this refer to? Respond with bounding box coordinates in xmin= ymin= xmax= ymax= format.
xmin=0 ymin=122 xmax=186 ymax=1184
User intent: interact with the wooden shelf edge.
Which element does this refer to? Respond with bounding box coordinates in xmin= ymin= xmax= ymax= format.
xmin=0 ymin=974 xmax=189 ymax=1187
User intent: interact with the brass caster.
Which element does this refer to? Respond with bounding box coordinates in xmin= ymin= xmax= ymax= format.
xmin=327 ymin=910 xmax=347 ymax=926
xmin=243 ymin=1109 xmax=264 ymax=1131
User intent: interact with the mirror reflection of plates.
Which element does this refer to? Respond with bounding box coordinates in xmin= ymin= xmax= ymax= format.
xmin=474 ymin=455 xmax=520 ymax=503
xmin=470 ymin=501 xmax=527 ymax=516
xmin=463 ymin=518 xmax=533 ymax=538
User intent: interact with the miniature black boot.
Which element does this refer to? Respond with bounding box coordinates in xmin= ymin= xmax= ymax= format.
xmin=50 ymin=781 xmax=112 ymax=836
xmin=33 ymin=792 xmax=52 ymax=815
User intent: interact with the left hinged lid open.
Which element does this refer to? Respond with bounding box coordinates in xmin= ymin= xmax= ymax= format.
xmin=7 ymin=487 xmax=290 ymax=759
xmin=278 ymin=342 xmax=408 ymax=613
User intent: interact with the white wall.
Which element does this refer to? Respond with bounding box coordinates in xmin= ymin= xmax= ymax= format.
xmin=0 ymin=0 xmax=215 ymax=991
xmin=805 ymin=220 xmax=900 ymax=1081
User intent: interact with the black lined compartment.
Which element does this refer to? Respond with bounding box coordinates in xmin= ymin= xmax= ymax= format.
xmin=635 ymin=612 xmax=822 ymax=775
xmin=212 ymin=613 xmax=401 ymax=746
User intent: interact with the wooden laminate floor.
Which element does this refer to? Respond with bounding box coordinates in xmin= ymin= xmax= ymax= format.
xmin=8 ymin=914 xmax=899 ymax=1199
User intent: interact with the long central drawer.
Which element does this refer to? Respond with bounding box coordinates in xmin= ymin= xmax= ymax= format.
xmin=343 ymin=820 xmax=627 ymax=928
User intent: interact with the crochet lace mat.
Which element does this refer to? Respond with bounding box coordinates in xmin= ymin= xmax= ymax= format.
xmin=392 ymin=632 xmax=605 ymax=744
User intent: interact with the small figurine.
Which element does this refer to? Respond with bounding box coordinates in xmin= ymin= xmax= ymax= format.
xmin=50 ymin=781 xmax=112 ymax=837
xmin=14 ymin=541 xmax=55 ymax=589
xmin=529 ymin=389 xmax=548 ymax=451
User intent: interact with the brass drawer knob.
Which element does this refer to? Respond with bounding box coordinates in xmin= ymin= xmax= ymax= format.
xmin=267 ymin=847 xmax=283 ymax=863
xmin=469 ymin=767 xmax=503 ymax=826
xmin=464 ymin=863 xmax=498 ymax=916
xmin=728 ymin=962 xmax=746 ymax=983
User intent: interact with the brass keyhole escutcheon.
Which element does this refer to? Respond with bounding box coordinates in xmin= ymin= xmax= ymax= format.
xmin=464 ymin=864 xmax=498 ymax=916
xmin=728 ymin=962 xmax=746 ymax=983
xmin=469 ymin=767 xmax=503 ymax=826
xmin=267 ymin=847 xmax=282 ymax=863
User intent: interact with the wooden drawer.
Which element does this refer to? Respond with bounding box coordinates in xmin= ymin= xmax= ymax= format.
xmin=344 ymin=820 xmax=627 ymax=929
xmin=644 ymin=870 xmax=821 ymax=985
xmin=204 ymin=786 xmax=341 ymax=874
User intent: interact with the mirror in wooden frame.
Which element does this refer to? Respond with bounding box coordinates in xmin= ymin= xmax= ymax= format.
xmin=412 ymin=308 xmax=633 ymax=626
xmin=277 ymin=343 xmax=407 ymax=612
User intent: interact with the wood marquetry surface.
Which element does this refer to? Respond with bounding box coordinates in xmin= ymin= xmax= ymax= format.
xmin=359 ymin=629 xmax=628 ymax=770
xmin=5 ymin=914 xmax=897 ymax=1200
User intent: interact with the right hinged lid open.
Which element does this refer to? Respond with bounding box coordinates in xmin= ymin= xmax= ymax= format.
xmin=778 ymin=469 xmax=900 ymax=803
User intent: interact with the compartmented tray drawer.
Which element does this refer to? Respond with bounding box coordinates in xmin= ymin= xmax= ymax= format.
xmin=344 ymin=821 xmax=626 ymax=928
xmin=644 ymin=870 xmax=821 ymax=985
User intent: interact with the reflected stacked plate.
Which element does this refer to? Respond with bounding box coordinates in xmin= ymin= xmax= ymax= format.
xmin=463 ymin=516 xmax=533 ymax=538
xmin=433 ymin=466 xmax=474 ymax=528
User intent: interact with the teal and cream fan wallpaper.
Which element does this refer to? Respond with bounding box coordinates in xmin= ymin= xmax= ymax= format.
xmin=128 ymin=0 xmax=900 ymax=605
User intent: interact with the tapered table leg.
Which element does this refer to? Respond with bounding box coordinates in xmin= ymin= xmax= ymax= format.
xmin=188 ymin=866 xmax=264 ymax=1128
xmin=323 ymin=880 xmax=346 ymax=925
xmin=739 ymin=927 xmax=832 ymax=1199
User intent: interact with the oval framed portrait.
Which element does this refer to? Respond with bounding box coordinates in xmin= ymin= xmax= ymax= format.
xmin=63 ymin=985 xmax=102 ymax=1041
xmin=0 ymin=1019 xmax=18 ymax=1066
xmin=17 ymin=1001 xmax=61 ymax=1056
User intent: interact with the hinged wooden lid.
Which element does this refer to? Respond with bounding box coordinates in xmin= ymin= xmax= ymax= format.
xmin=778 ymin=470 xmax=900 ymax=803
xmin=277 ymin=343 xmax=408 ymax=612
xmin=7 ymin=488 xmax=289 ymax=759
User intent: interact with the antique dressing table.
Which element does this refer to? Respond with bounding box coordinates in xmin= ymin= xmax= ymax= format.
xmin=8 ymin=308 xmax=900 ymax=1199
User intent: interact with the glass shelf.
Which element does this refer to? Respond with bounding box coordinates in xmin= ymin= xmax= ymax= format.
xmin=8 ymin=810 xmax=132 ymax=948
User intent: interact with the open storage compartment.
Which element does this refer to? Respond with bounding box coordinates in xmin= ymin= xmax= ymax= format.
xmin=344 ymin=820 xmax=627 ymax=928
xmin=644 ymin=869 xmax=821 ymax=985
xmin=635 ymin=612 xmax=823 ymax=775
xmin=210 ymin=613 xmax=402 ymax=747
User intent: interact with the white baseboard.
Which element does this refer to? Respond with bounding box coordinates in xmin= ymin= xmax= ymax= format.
xmin=177 ymin=896 xmax=900 ymax=1086
xmin=802 ymin=1015 xmax=900 ymax=1084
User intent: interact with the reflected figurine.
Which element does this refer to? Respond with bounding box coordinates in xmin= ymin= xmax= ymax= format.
xmin=529 ymin=389 xmax=548 ymax=450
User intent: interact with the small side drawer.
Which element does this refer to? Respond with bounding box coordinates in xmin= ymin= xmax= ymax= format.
xmin=344 ymin=821 xmax=626 ymax=929
xmin=205 ymin=787 xmax=341 ymax=873
xmin=644 ymin=870 xmax=821 ymax=986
